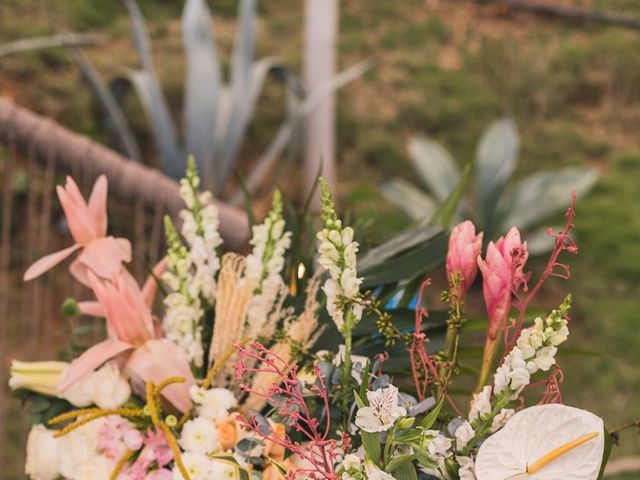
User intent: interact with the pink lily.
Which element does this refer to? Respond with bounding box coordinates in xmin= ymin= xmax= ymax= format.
xmin=476 ymin=227 xmax=528 ymax=390
xmin=58 ymin=268 xmax=194 ymax=412
xmin=445 ymin=220 xmax=483 ymax=301
xmin=23 ymin=175 xmax=131 ymax=286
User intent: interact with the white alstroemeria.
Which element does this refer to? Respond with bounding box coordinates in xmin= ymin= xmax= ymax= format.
xmin=190 ymin=386 xmax=238 ymax=421
xmin=25 ymin=425 xmax=60 ymax=480
xmin=244 ymin=191 xmax=291 ymax=326
xmin=179 ymin=417 xmax=220 ymax=454
xmin=454 ymin=421 xmax=475 ymax=451
xmin=355 ymin=385 xmax=406 ymax=433
xmin=162 ymin=161 xmax=223 ymax=368
xmin=469 ymin=386 xmax=492 ymax=423
xmin=363 ymin=460 xmax=398 ymax=480
xmin=317 ymin=182 xmax=363 ymax=331
xmin=475 ymin=404 xmax=605 ymax=480
xmin=456 ymin=456 xmax=477 ymax=480
xmin=172 ymin=452 xmax=213 ymax=480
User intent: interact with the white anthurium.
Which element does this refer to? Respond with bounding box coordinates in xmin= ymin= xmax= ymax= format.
xmin=355 ymin=385 xmax=407 ymax=433
xmin=475 ymin=404 xmax=605 ymax=480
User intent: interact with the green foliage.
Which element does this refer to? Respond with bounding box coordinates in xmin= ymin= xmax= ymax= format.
xmin=381 ymin=118 xmax=599 ymax=253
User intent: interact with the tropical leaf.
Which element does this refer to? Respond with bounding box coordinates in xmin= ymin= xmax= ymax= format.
xmin=182 ymin=0 xmax=221 ymax=185
xmin=0 ymin=33 xmax=102 ymax=58
xmin=498 ymin=167 xmax=598 ymax=232
xmin=123 ymin=0 xmax=183 ymax=177
xmin=65 ymin=44 xmax=143 ymax=163
xmin=407 ymin=137 xmax=460 ymax=201
xmin=429 ymin=161 xmax=472 ymax=229
xmin=476 ymin=117 xmax=519 ymax=225
xmin=380 ymin=178 xmax=438 ymax=221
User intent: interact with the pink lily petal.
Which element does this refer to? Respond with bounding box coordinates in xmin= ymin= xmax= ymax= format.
xmin=142 ymin=259 xmax=167 ymax=308
xmin=75 ymin=237 xmax=131 ymax=281
xmin=126 ymin=339 xmax=195 ymax=412
xmin=23 ymin=244 xmax=81 ymax=281
xmin=57 ymin=178 xmax=97 ymax=244
xmin=88 ymin=271 xmax=151 ymax=346
xmin=58 ymin=338 xmax=134 ymax=391
xmin=116 ymin=237 xmax=132 ymax=263
xmin=69 ymin=257 xmax=91 ymax=287
xmin=78 ymin=301 xmax=105 ymax=318
xmin=88 ymin=175 xmax=108 ymax=237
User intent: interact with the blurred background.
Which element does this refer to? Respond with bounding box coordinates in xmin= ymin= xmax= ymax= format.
xmin=1 ymin=0 xmax=639 ymax=478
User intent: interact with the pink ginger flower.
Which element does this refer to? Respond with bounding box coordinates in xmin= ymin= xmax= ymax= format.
xmin=476 ymin=227 xmax=528 ymax=390
xmin=445 ymin=220 xmax=483 ymax=300
xmin=24 ymin=175 xmax=131 ymax=286
xmin=478 ymin=227 xmax=528 ymax=341
xmin=58 ymin=268 xmax=195 ymax=412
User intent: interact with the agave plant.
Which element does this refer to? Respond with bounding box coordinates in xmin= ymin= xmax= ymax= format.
xmin=69 ymin=0 xmax=368 ymax=201
xmin=381 ymin=118 xmax=598 ymax=253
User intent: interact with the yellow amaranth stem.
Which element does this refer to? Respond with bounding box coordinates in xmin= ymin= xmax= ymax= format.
xmin=527 ymin=431 xmax=599 ymax=474
xmin=110 ymin=450 xmax=134 ymax=480
xmin=146 ymin=380 xmax=191 ymax=480
xmin=50 ymin=408 xmax=146 ymax=437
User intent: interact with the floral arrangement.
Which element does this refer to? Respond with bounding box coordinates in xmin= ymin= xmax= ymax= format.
xmin=9 ymin=160 xmax=632 ymax=480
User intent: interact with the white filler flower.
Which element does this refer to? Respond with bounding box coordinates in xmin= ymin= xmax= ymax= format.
xmin=355 ymin=385 xmax=406 ymax=433
xmin=475 ymin=404 xmax=604 ymax=480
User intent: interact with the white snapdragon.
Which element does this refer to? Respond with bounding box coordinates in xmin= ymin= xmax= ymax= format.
xmin=454 ymin=421 xmax=475 ymax=451
xmin=317 ymin=198 xmax=363 ymax=331
xmin=423 ymin=430 xmax=453 ymax=460
xmin=355 ymin=385 xmax=406 ymax=433
xmin=490 ymin=408 xmax=514 ymax=433
xmin=468 ymin=386 xmax=492 ymax=423
xmin=162 ymin=160 xmax=223 ymax=368
xmin=456 ymin=456 xmax=477 ymax=480
xmin=244 ymin=191 xmax=291 ymax=327
xmin=493 ymin=304 xmax=570 ymax=399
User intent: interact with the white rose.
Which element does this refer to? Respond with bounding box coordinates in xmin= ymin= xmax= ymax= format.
xmin=57 ymin=418 xmax=105 ymax=480
xmin=72 ymin=455 xmax=116 ymax=480
xmin=25 ymin=425 xmax=60 ymax=480
xmin=454 ymin=421 xmax=475 ymax=451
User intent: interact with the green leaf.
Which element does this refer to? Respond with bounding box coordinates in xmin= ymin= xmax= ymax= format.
xmin=354 ymin=390 xmax=367 ymax=409
xmin=476 ymin=117 xmax=519 ymax=223
xmin=430 ymin=161 xmax=472 ymax=229
xmin=386 ymin=453 xmax=416 ymax=473
xmin=408 ymin=137 xmax=460 ymax=202
xmin=394 ymin=429 xmax=422 ymax=442
xmin=380 ymin=178 xmax=438 ymax=221
xmin=597 ymin=427 xmax=613 ymax=480
xmin=420 ymin=395 xmax=445 ymax=429
xmin=413 ymin=445 xmax=438 ymax=469
xmin=361 ymin=431 xmax=382 ymax=464
xmin=392 ymin=462 xmax=418 ymax=480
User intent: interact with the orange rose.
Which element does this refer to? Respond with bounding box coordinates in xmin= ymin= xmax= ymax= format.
xmin=262 ymin=464 xmax=286 ymax=480
xmin=216 ymin=416 xmax=239 ymax=450
xmin=263 ymin=422 xmax=286 ymax=461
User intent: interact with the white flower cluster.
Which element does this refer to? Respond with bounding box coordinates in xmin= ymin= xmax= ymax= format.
xmin=244 ymin=191 xmax=291 ymax=327
xmin=493 ymin=308 xmax=569 ymax=400
xmin=61 ymin=362 xmax=130 ymax=410
xmin=174 ymin=386 xmax=256 ymax=479
xmin=162 ymin=163 xmax=223 ymax=368
xmin=317 ymin=224 xmax=362 ymax=331
xmin=25 ymin=419 xmax=118 ymax=480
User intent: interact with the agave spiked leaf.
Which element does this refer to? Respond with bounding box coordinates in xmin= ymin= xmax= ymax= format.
xmin=123 ymin=0 xmax=184 ymax=178
xmin=182 ymin=0 xmax=221 ymax=187
xmin=0 ymin=33 xmax=103 ymax=58
xmin=407 ymin=137 xmax=460 ymax=202
xmin=65 ymin=44 xmax=143 ymax=163
xmin=380 ymin=178 xmax=438 ymax=221
xmin=497 ymin=167 xmax=598 ymax=232
xmin=476 ymin=117 xmax=519 ymax=227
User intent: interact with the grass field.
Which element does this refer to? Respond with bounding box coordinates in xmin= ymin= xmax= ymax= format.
xmin=1 ymin=1 xmax=639 ymax=478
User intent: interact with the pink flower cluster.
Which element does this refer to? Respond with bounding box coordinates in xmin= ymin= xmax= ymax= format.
xmin=98 ymin=417 xmax=173 ymax=480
